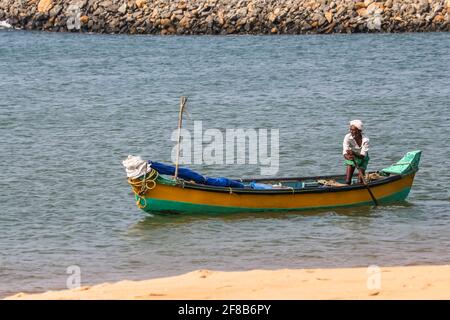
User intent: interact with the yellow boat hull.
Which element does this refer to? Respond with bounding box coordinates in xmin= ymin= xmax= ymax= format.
xmin=132 ymin=173 xmax=415 ymax=214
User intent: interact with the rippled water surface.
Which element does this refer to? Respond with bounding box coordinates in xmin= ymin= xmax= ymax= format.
xmin=0 ymin=30 xmax=449 ymax=297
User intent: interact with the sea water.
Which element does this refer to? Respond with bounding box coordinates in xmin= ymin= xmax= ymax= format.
xmin=0 ymin=30 xmax=449 ymax=297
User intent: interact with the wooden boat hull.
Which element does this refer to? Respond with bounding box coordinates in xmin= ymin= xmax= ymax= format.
xmin=133 ymin=173 xmax=415 ymax=214
xmin=127 ymin=151 xmax=421 ymax=214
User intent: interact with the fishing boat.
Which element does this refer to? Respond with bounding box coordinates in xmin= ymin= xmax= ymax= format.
xmin=124 ymin=150 xmax=421 ymax=214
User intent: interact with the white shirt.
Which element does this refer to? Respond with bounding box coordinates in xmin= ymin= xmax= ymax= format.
xmin=343 ymin=133 xmax=369 ymax=156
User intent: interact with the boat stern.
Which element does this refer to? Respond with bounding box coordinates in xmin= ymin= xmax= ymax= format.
xmin=381 ymin=150 xmax=422 ymax=176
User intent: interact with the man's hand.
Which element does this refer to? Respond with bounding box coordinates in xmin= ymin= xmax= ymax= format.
xmin=344 ymin=150 xmax=354 ymax=160
xmin=344 ymin=154 xmax=354 ymax=160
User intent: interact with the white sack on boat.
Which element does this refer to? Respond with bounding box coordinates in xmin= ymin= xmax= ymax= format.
xmin=122 ymin=155 xmax=152 ymax=179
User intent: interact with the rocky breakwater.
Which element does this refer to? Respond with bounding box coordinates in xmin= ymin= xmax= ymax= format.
xmin=0 ymin=0 xmax=449 ymax=34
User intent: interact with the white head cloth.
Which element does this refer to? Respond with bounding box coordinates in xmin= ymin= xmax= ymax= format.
xmin=349 ymin=119 xmax=364 ymax=131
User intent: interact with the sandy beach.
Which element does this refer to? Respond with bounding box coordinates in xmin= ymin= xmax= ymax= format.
xmin=5 ymin=265 xmax=450 ymax=300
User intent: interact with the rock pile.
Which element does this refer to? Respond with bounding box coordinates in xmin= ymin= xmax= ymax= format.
xmin=0 ymin=0 xmax=449 ymax=34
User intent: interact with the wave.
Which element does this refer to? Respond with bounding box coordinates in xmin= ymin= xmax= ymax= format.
xmin=0 ymin=20 xmax=12 ymax=29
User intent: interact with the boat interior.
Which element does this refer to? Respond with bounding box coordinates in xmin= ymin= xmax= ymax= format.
xmin=163 ymin=171 xmax=396 ymax=192
xmin=239 ymin=171 xmax=390 ymax=190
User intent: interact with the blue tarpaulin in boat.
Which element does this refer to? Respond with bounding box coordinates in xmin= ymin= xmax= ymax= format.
xmin=249 ymin=182 xmax=274 ymax=190
xmin=205 ymin=177 xmax=245 ymax=188
xmin=148 ymin=161 xmax=244 ymax=188
xmin=149 ymin=161 xmax=206 ymax=184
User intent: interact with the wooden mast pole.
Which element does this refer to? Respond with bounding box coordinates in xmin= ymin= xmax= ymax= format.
xmin=174 ymin=96 xmax=187 ymax=180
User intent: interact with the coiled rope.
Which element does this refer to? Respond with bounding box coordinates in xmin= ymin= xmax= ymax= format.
xmin=127 ymin=164 xmax=159 ymax=209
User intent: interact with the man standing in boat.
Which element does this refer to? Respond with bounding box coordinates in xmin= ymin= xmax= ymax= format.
xmin=343 ymin=120 xmax=369 ymax=185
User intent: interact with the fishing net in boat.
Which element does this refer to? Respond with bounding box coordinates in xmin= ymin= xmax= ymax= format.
xmin=318 ymin=179 xmax=348 ymax=187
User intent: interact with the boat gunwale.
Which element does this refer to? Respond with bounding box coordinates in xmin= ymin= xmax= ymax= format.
xmin=239 ymin=171 xmax=380 ymax=183
xmin=157 ymin=172 xmax=414 ymax=195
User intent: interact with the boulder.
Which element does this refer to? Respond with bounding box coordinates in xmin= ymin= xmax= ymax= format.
xmin=367 ymin=15 xmax=382 ymax=30
xmin=160 ymin=18 xmax=171 ymax=27
xmin=433 ymin=15 xmax=445 ymax=23
xmin=354 ymin=2 xmax=366 ymax=10
xmin=99 ymin=1 xmax=112 ymax=8
xmin=357 ymin=8 xmax=367 ymax=16
xmin=118 ymin=3 xmax=127 ymax=14
xmin=49 ymin=4 xmax=62 ymax=18
xmin=73 ymin=0 xmax=87 ymax=9
xmin=80 ymin=15 xmax=89 ymax=24
xmin=179 ymin=15 xmax=190 ymax=28
xmin=177 ymin=1 xmax=187 ymax=10
xmin=135 ymin=0 xmax=147 ymax=9
xmin=384 ymin=0 xmax=393 ymax=9
xmin=367 ymin=2 xmax=383 ymax=13
xmin=37 ymin=0 xmax=53 ymax=13
xmin=268 ymin=11 xmax=277 ymax=23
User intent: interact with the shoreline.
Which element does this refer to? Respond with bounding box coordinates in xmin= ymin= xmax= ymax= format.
xmin=1 ymin=0 xmax=449 ymax=35
xmin=5 ymin=264 xmax=450 ymax=300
